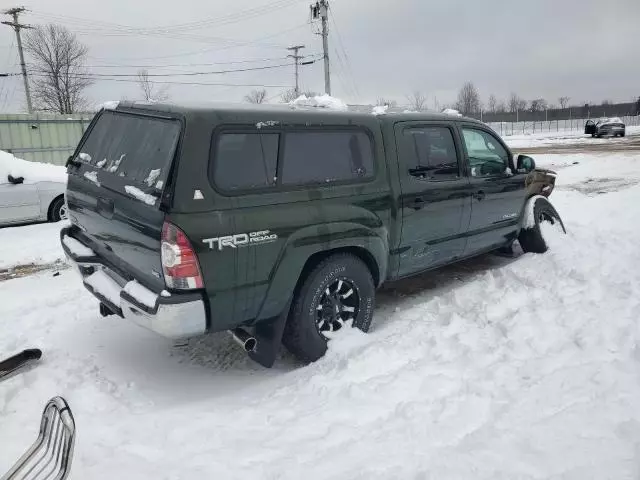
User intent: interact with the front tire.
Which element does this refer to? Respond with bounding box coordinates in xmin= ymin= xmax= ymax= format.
xmin=48 ymin=196 xmax=67 ymax=222
xmin=519 ymin=197 xmax=565 ymax=254
xmin=283 ymin=253 xmax=375 ymax=363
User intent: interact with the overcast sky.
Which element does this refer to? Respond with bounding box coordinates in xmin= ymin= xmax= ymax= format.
xmin=1 ymin=0 xmax=639 ymax=112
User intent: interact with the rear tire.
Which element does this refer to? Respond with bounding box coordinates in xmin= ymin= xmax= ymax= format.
xmin=621 ymin=132 xmax=625 ymax=137
xmin=283 ymin=253 xmax=375 ymax=363
xmin=519 ymin=197 xmax=565 ymax=254
xmin=48 ymin=196 xmax=67 ymax=222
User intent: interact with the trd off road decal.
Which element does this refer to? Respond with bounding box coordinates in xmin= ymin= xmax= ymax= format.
xmin=203 ymin=230 xmax=278 ymax=251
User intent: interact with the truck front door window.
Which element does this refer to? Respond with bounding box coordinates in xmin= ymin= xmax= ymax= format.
xmin=461 ymin=128 xmax=508 ymax=177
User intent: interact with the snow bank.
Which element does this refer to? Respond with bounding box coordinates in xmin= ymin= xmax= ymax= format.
xmin=372 ymin=105 xmax=388 ymax=115
xmin=290 ymin=94 xmax=348 ymax=111
xmin=124 ymin=185 xmax=157 ymax=206
xmin=442 ymin=108 xmax=462 ymax=116
xmin=0 ymin=150 xmax=67 ymax=185
xmin=99 ymin=100 xmax=119 ymax=110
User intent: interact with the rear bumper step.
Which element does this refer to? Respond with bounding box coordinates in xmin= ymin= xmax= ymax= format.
xmin=61 ymin=227 xmax=207 ymax=340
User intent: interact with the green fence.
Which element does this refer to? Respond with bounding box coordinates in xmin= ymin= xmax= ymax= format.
xmin=0 ymin=113 xmax=94 ymax=165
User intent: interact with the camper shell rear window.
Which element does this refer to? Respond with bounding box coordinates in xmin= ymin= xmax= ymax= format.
xmin=76 ymin=110 xmax=181 ymax=191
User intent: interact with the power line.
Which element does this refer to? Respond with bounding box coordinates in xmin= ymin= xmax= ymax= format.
xmin=29 ymin=0 xmax=306 ymax=37
xmin=328 ymin=8 xmax=360 ymax=100
xmin=331 ymin=47 xmax=355 ymax=100
xmin=2 ymin=51 xmax=20 ymax=109
xmin=27 ymin=61 xmax=295 ymax=78
xmin=85 ymin=23 xmax=311 ymax=62
xmin=81 ymin=56 xmax=315 ymax=69
xmin=0 ymin=38 xmax=15 ymax=101
xmin=24 ymin=73 xmax=293 ymax=88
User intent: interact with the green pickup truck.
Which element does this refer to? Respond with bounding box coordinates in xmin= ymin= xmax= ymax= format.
xmin=60 ymin=102 xmax=563 ymax=367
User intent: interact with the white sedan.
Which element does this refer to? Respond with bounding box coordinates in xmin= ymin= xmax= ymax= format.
xmin=0 ymin=151 xmax=67 ymax=227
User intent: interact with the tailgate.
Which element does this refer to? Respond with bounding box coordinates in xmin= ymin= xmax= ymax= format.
xmin=65 ymin=109 xmax=182 ymax=291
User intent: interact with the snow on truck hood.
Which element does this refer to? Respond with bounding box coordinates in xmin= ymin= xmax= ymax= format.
xmin=0 ymin=150 xmax=67 ymax=185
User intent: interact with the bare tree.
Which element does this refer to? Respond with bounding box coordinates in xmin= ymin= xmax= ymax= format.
xmin=529 ymin=98 xmax=547 ymax=112
xmin=508 ymin=92 xmax=527 ymax=113
xmin=455 ymin=81 xmax=481 ymax=115
xmin=280 ymin=89 xmax=319 ymax=103
xmin=496 ymin=101 xmax=506 ymax=113
xmin=24 ymin=24 xmax=92 ymax=114
xmin=376 ymin=97 xmax=397 ymax=108
xmin=601 ymin=99 xmax=612 ymax=106
xmin=137 ymin=69 xmax=169 ymax=103
xmin=280 ymin=89 xmax=298 ymax=103
xmin=558 ymin=96 xmax=570 ymax=109
xmin=488 ymin=94 xmax=498 ymax=113
xmin=244 ymin=89 xmax=267 ymax=104
xmin=406 ymin=91 xmax=427 ymax=111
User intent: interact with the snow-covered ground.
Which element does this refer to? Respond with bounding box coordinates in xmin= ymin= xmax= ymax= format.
xmin=0 ymin=221 xmax=68 ymax=270
xmin=504 ymin=125 xmax=640 ymax=149
xmin=2 ymin=151 xmax=640 ymax=479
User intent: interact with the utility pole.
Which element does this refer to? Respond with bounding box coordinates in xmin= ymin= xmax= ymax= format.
xmin=2 ymin=7 xmax=33 ymax=113
xmin=287 ymin=45 xmax=305 ymax=96
xmin=310 ymin=1 xmax=330 ymax=95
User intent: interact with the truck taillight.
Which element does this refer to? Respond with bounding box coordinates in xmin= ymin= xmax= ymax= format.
xmin=161 ymin=221 xmax=203 ymax=290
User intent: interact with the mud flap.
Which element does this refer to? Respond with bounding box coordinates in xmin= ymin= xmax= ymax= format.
xmin=0 ymin=348 xmax=42 ymax=383
xmin=248 ymin=298 xmax=292 ymax=368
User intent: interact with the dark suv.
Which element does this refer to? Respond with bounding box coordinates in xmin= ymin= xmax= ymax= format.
xmin=61 ymin=102 xmax=563 ymax=366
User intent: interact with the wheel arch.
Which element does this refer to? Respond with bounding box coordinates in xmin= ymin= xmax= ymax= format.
xmin=298 ymin=246 xmax=381 ymax=290
xmin=254 ymin=224 xmax=388 ymax=323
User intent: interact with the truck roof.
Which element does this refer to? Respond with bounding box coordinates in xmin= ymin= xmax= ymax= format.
xmin=113 ymin=101 xmax=484 ymax=126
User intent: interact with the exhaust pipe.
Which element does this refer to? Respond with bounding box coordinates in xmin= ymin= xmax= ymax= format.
xmin=230 ymin=328 xmax=257 ymax=353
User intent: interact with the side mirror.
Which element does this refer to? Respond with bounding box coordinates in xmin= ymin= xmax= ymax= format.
xmin=517 ymin=155 xmax=536 ymax=173
xmin=7 ymin=174 xmax=24 ymax=185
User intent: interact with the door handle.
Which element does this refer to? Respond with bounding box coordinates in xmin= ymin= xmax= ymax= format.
xmin=409 ymin=197 xmax=426 ymax=210
xmin=473 ymin=190 xmax=486 ymax=201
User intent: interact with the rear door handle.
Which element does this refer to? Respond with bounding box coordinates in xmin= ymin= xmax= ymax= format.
xmin=409 ymin=197 xmax=426 ymax=210
xmin=473 ymin=190 xmax=486 ymax=201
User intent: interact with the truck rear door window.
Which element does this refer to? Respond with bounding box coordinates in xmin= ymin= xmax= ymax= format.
xmin=403 ymin=126 xmax=459 ymax=179
xmin=281 ymin=131 xmax=373 ymax=186
xmin=212 ymin=133 xmax=279 ymax=191
xmin=77 ymin=111 xmax=180 ymax=190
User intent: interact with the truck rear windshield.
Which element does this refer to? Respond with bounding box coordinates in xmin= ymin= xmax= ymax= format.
xmin=76 ymin=111 xmax=180 ymax=190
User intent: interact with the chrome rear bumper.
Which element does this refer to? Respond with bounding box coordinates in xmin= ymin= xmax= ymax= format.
xmin=61 ymin=227 xmax=207 ymax=339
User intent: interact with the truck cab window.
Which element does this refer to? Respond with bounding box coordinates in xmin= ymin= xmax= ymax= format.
xmin=461 ymin=128 xmax=509 ymax=177
xmin=403 ymin=126 xmax=459 ymax=180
